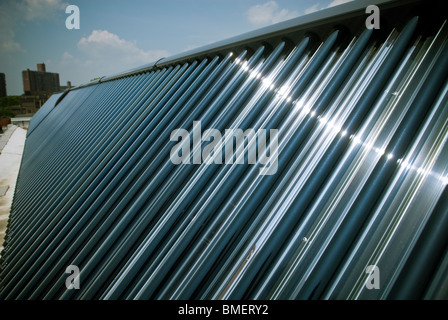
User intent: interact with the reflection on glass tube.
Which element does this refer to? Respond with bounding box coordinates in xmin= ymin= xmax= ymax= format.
xmin=233 ymin=55 xmax=448 ymax=186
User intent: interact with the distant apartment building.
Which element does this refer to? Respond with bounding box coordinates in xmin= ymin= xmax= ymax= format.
xmin=0 ymin=73 xmax=6 ymax=97
xmin=22 ymin=63 xmax=60 ymax=96
xmin=20 ymin=63 xmax=61 ymax=115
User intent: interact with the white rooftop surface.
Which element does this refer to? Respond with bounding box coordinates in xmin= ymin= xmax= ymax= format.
xmin=0 ymin=126 xmax=27 ymax=252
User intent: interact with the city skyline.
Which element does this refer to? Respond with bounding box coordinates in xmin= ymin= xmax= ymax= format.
xmin=0 ymin=0 xmax=355 ymax=96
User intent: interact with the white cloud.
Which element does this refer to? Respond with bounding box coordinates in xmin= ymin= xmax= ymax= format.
xmin=60 ymin=51 xmax=80 ymax=65
xmin=303 ymin=0 xmax=354 ymax=16
xmin=77 ymin=30 xmax=170 ymax=68
xmin=304 ymin=4 xmax=320 ymax=15
xmin=0 ymin=0 xmax=67 ymax=55
xmin=0 ymin=17 xmax=25 ymax=53
xmin=16 ymin=0 xmax=67 ymax=21
xmin=247 ymin=1 xmax=300 ymax=27
xmin=327 ymin=0 xmax=354 ymax=8
xmin=182 ymin=44 xmax=201 ymax=53
xmin=0 ymin=3 xmax=21 ymax=54
xmin=47 ymin=30 xmax=171 ymax=85
xmin=246 ymin=0 xmax=354 ymax=28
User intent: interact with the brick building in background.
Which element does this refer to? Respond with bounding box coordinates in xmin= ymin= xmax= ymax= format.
xmin=20 ymin=63 xmax=61 ymax=115
xmin=22 ymin=63 xmax=60 ymax=95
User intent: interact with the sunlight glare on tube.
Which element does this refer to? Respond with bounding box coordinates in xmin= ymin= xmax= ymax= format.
xmin=441 ymin=176 xmax=448 ymax=185
xmin=231 ymin=49 xmax=448 ymax=188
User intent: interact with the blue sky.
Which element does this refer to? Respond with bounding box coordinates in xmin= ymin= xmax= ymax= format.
xmin=0 ymin=0 xmax=355 ymax=96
